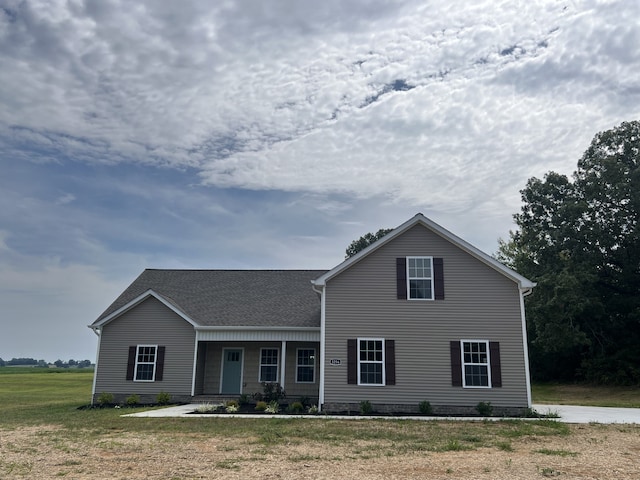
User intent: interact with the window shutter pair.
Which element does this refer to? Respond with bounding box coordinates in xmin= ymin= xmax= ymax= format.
xmin=449 ymin=341 xmax=501 ymax=387
xmin=126 ymin=346 xmax=165 ymax=381
xmin=347 ymin=339 xmax=395 ymax=385
xmin=396 ymin=257 xmax=445 ymax=299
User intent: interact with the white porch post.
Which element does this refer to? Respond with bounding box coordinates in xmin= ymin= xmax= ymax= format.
xmin=280 ymin=340 xmax=287 ymax=390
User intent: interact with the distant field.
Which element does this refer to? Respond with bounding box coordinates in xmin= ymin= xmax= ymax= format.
xmin=0 ymin=366 xmax=93 ymax=374
xmin=0 ymin=370 xmax=638 ymax=479
xmin=0 ymin=367 xmax=94 ymax=426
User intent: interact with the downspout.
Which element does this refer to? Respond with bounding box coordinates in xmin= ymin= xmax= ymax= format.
xmin=312 ymin=283 xmax=325 ymax=413
xmin=519 ymin=286 xmax=534 ymax=407
xmin=280 ymin=340 xmax=287 ymax=391
xmin=191 ymin=330 xmax=199 ymax=397
xmin=89 ymin=326 xmax=101 ymax=405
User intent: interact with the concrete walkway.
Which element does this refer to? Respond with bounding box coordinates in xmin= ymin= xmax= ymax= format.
xmin=123 ymin=403 xmax=640 ymax=424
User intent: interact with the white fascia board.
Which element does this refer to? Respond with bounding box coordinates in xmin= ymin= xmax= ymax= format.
xmin=90 ymin=289 xmax=199 ymax=328
xmin=312 ymin=213 xmax=536 ymax=291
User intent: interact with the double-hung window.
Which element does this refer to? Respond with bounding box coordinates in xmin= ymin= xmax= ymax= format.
xmin=407 ymin=256 xmax=433 ymax=300
xmin=358 ymin=339 xmax=385 ymax=385
xmin=461 ymin=340 xmax=490 ymax=387
xmin=296 ymin=349 xmax=315 ymax=383
xmin=126 ymin=345 xmax=165 ymax=382
xmin=259 ymin=348 xmax=279 ymax=382
xmin=135 ymin=345 xmax=157 ymax=381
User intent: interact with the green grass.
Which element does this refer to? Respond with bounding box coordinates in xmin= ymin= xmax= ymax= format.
xmin=535 ymin=448 xmax=579 ymax=457
xmin=532 ymin=382 xmax=640 ymax=408
xmin=0 ymin=368 xmax=96 ymax=426
xmin=0 ymin=368 xmax=635 ymax=465
xmin=0 ymin=369 xmax=575 ymax=458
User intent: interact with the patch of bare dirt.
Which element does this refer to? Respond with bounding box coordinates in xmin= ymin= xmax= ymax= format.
xmin=1 ymin=424 xmax=639 ymax=479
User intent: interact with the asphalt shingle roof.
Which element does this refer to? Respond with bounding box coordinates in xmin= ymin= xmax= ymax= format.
xmin=93 ymin=269 xmax=327 ymax=328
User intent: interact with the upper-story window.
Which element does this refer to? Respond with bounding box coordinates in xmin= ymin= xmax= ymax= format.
xmin=397 ymin=257 xmax=444 ymax=300
xmin=407 ymin=256 xmax=433 ymax=300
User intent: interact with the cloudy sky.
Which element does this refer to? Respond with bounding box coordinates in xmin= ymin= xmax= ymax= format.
xmin=1 ymin=0 xmax=638 ymax=363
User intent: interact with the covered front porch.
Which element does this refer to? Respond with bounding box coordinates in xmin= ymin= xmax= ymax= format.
xmin=192 ymin=328 xmax=320 ymax=403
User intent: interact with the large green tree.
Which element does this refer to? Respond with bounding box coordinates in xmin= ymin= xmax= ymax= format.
xmin=499 ymin=121 xmax=640 ymax=384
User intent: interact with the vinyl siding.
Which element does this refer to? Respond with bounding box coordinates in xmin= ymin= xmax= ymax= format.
xmin=94 ymin=297 xmax=195 ymax=400
xmin=323 ymin=224 xmax=529 ymax=408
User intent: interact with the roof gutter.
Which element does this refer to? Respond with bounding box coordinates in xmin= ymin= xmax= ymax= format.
xmin=521 ymin=286 xmax=535 ymax=297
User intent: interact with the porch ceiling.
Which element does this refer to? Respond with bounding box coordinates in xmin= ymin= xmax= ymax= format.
xmin=196 ymin=328 xmax=320 ymax=342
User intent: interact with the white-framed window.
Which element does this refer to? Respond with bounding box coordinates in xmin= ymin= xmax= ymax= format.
xmin=135 ymin=345 xmax=157 ymax=382
xmin=259 ymin=348 xmax=279 ymax=382
xmin=461 ymin=340 xmax=491 ymax=388
xmin=296 ymin=348 xmax=316 ymax=383
xmin=358 ymin=338 xmax=385 ymax=385
xmin=407 ymin=256 xmax=434 ymax=300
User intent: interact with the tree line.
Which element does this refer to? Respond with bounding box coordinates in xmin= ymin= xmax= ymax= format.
xmin=0 ymin=357 xmax=93 ymax=368
xmin=497 ymin=120 xmax=640 ymax=385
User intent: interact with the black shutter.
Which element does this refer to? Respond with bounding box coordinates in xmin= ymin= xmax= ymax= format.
xmin=396 ymin=258 xmax=407 ymax=299
xmin=155 ymin=346 xmax=166 ymax=381
xmin=433 ymin=258 xmax=445 ymax=300
xmin=385 ymin=340 xmax=396 ymax=385
xmin=450 ymin=341 xmax=462 ymax=387
xmin=126 ymin=346 xmax=136 ymax=381
xmin=489 ymin=342 xmax=502 ymax=387
xmin=347 ymin=339 xmax=357 ymax=384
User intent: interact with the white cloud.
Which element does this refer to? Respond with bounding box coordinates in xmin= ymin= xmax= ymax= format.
xmin=1 ymin=0 xmax=639 ymax=359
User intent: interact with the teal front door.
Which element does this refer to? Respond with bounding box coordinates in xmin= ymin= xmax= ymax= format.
xmin=221 ymin=349 xmax=243 ymax=394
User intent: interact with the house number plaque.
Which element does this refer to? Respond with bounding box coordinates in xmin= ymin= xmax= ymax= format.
xmin=329 ymin=359 xmax=341 ymax=365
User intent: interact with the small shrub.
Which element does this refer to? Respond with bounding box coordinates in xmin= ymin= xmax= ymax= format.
xmin=97 ymin=392 xmax=114 ymax=406
xmin=225 ymin=403 xmax=239 ymax=413
xmin=476 ymin=401 xmax=493 ymax=416
xmin=238 ymin=393 xmax=251 ymax=405
xmin=359 ymin=400 xmax=373 ymax=415
xmin=307 ymin=404 xmax=319 ymax=414
xmin=125 ymin=394 xmax=140 ymax=406
xmin=287 ymin=401 xmax=304 ymax=414
xmin=255 ymin=401 xmax=267 ymax=412
xmin=156 ymin=391 xmax=171 ymax=405
xmin=194 ymin=403 xmax=219 ymax=413
xmin=298 ymin=396 xmax=311 ymax=407
xmin=225 ymin=400 xmax=239 ymax=408
xmin=418 ymin=400 xmax=433 ymax=415
xmin=265 ymin=400 xmax=280 ymax=414
xmin=262 ymin=382 xmax=286 ymax=403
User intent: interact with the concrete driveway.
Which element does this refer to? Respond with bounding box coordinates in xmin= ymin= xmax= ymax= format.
xmin=125 ymin=403 xmax=640 ymax=423
xmin=531 ymin=404 xmax=640 ymax=424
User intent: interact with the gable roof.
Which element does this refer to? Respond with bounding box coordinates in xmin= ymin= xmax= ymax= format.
xmin=312 ymin=213 xmax=535 ymax=290
xmin=92 ymin=269 xmax=327 ymax=329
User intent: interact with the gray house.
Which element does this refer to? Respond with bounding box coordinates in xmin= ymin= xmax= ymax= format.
xmin=90 ymin=213 xmax=535 ymax=414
